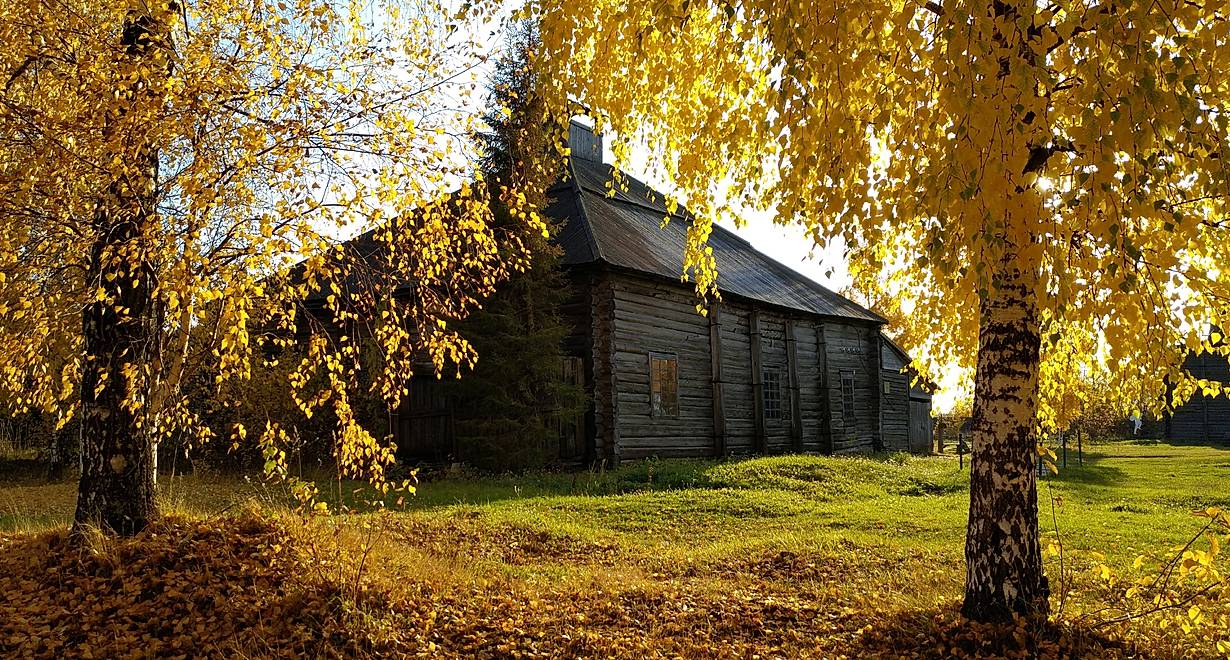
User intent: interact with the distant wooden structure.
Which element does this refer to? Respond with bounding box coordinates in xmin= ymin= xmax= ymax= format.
xmin=1167 ymin=349 xmax=1230 ymax=443
xmin=304 ymin=121 xmax=933 ymax=465
xmin=880 ymin=337 xmax=935 ymax=454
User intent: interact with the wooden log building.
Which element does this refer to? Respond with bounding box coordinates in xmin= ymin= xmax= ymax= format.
xmin=314 ymin=122 xmax=934 ymax=464
xmin=543 ymin=122 xmax=932 ymax=464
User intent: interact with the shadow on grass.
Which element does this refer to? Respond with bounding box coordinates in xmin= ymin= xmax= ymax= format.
xmin=336 ymin=451 xmax=967 ymax=513
xmin=1140 ymin=438 xmax=1230 ymax=450
xmin=0 ymin=457 xmax=56 ymax=487
xmin=1043 ymin=451 xmax=1130 ymax=488
xmin=321 ymin=459 xmax=719 ymax=512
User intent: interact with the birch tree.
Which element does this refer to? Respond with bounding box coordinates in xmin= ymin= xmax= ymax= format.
xmin=527 ymin=0 xmax=1230 ymax=621
xmin=0 ymin=0 xmax=533 ymax=535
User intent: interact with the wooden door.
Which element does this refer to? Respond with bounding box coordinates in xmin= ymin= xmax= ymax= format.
xmin=558 ymin=356 xmax=585 ymax=462
xmin=908 ymin=399 xmax=932 ymax=453
xmin=393 ymin=375 xmax=455 ymax=463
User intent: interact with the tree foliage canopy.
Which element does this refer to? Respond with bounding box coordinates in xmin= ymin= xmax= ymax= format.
xmin=529 ymin=0 xmax=1230 ymax=423
xmin=527 ymin=0 xmax=1230 ymax=621
xmin=0 ymin=0 xmax=534 ymax=522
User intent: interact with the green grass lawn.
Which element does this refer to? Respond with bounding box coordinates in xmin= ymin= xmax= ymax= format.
xmin=363 ymin=439 xmax=1230 ymax=565
xmin=2 ymin=440 xmax=1228 ymax=657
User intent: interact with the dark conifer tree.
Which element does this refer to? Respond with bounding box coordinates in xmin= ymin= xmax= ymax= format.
xmin=448 ymin=21 xmax=583 ymax=470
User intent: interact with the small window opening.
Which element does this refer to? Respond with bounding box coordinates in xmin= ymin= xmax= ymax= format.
xmin=650 ymin=354 xmax=679 ymax=417
xmin=841 ymin=371 xmax=857 ymax=424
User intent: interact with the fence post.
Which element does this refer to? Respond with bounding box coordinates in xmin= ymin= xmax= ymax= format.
xmin=1062 ymin=431 xmax=1068 ymax=470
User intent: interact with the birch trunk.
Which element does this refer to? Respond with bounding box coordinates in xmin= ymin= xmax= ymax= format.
xmin=72 ymin=11 xmax=164 ymax=535
xmin=961 ymin=261 xmax=1048 ymax=621
xmin=74 ymin=217 xmax=159 ymax=534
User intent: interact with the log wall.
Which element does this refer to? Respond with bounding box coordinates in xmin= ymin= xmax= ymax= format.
xmin=564 ymin=270 xmax=928 ymax=461
xmin=1169 ymin=351 xmax=1230 ymax=443
xmin=880 ymin=340 xmax=911 ymax=453
xmin=822 ymin=323 xmax=880 ymax=454
xmin=721 ymin=304 xmax=756 ymax=455
xmin=608 ymin=275 xmax=716 ymax=460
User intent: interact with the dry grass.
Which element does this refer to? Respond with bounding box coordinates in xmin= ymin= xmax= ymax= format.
xmin=32 ymin=509 xmax=1104 ymax=659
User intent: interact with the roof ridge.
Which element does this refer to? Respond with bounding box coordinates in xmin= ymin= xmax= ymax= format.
xmin=575 ymin=181 xmax=683 ymax=219
xmin=706 ymin=219 xmax=755 ymax=249
xmin=574 ymin=162 xmax=757 ymax=254
xmin=567 ymin=156 xmax=604 ymax=264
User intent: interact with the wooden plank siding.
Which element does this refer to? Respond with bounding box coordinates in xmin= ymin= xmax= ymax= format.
xmin=785 ymin=320 xmax=804 ymax=452
xmin=880 ymin=371 xmax=912 ymax=452
xmin=909 ymin=399 xmax=934 ymax=453
xmin=720 ymin=305 xmax=756 ymax=455
xmin=879 ymin=340 xmax=912 ymax=453
xmin=559 ymin=267 xmax=597 ymax=463
xmin=1168 ymin=351 xmax=1230 ymax=443
xmin=608 ymin=275 xmax=716 ymax=460
xmin=786 ymin=319 xmax=825 ymax=453
xmin=749 ymin=310 xmax=767 ymax=453
xmin=814 ymin=321 xmax=834 ymax=453
xmin=757 ymin=312 xmax=795 ymax=453
xmin=709 ymin=305 xmax=727 ymax=455
xmin=726 ymin=313 xmax=826 ymax=455
xmin=569 ymin=270 xmax=924 ymax=462
xmin=823 ymin=323 xmax=880 ymax=453
xmin=590 ymin=270 xmax=619 ymax=464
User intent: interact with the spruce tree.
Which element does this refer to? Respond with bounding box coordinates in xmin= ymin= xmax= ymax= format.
xmin=448 ymin=22 xmax=583 ymax=470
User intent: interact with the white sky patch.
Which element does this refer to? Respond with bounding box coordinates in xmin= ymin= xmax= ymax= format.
xmin=930 ymin=369 xmax=971 ymax=414
xmin=607 ymin=141 xmax=854 ymax=292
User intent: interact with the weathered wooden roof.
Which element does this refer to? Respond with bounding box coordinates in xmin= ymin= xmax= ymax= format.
xmin=881 ymin=334 xmax=912 ymax=367
xmin=549 ymin=157 xmax=885 ymax=323
xmin=880 ymin=333 xmax=935 ymax=396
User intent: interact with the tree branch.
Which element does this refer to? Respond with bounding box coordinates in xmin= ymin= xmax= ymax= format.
xmin=1024 ymin=141 xmax=1078 ymax=174
xmin=4 ymin=55 xmax=41 ymax=93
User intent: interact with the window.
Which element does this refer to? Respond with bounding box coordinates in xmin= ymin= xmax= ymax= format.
xmin=558 ymin=357 xmax=584 ymax=457
xmin=560 ymin=356 xmax=583 ymax=387
xmin=763 ymin=368 xmax=789 ymax=420
xmin=841 ymin=371 xmax=857 ymax=424
xmin=650 ymin=354 xmax=679 ymax=417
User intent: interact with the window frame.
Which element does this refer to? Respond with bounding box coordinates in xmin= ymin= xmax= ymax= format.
xmin=841 ymin=371 xmax=857 ymax=425
xmin=762 ymin=367 xmax=788 ymax=421
xmin=649 ymin=352 xmax=680 ymax=418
